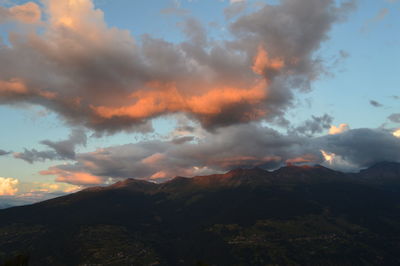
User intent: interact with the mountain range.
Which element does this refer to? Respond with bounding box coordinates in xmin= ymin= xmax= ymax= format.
xmin=1 ymin=162 xmax=400 ymax=265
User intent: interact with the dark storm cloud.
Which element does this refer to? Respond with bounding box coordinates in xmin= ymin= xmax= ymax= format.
xmin=0 ymin=0 xmax=355 ymax=134
xmin=14 ymin=129 xmax=86 ymax=163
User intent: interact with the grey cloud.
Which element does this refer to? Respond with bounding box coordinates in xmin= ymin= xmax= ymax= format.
xmin=14 ymin=129 xmax=86 ymax=163
xmin=316 ymin=128 xmax=400 ymax=169
xmin=41 ymin=124 xmax=309 ymax=184
xmin=181 ymin=17 xmax=208 ymax=46
xmin=0 ymin=149 xmax=10 ymax=156
xmin=0 ymin=0 xmax=355 ymax=134
xmin=370 ymin=100 xmax=383 ymax=107
xmin=41 ymin=129 xmax=87 ymax=159
xmin=291 ymin=114 xmax=333 ymax=136
xmin=230 ymin=0 xmax=355 ymax=82
xmin=388 ymin=113 xmax=400 ymax=123
xmin=14 ymin=149 xmax=58 ymax=164
xmin=171 ymin=136 xmax=195 ymax=145
xmin=224 ymin=1 xmax=247 ymax=20
xmin=41 ymin=126 xmax=400 ymax=185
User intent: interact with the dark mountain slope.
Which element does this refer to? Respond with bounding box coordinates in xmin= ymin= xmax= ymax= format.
xmin=1 ymin=163 xmax=400 ymax=265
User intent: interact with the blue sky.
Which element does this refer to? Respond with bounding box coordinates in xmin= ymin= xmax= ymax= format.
xmin=0 ymin=0 xmax=399 ymax=203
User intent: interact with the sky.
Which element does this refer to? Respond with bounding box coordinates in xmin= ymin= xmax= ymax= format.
xmin=0 ymin=0 xmax=399 ymax=205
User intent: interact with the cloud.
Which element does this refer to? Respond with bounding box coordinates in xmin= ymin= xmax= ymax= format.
xmin=0 ymin=177 xmax=19 ymax=196
xmin=0 ymin=0 xmax=355 ymax=134
xmin=160 ymin=7 xmax=190 ymax=16
xmin=14 ymin=128 xmax=86 ymax=163
xmin=373 ymin=8 xmax=389 ymax=21
xmin=329 ymin=123 xmax=349 ymax=135
xmin=40 ymin=124 xmax=309 ymax=185
xmin=388 ymin=113 xmax=400 ymax=123
xmin=0 ymin=149 xmax=10 ymax=156
xmin=316 ymin=128 xmax=400 ymax=170
xmin=291 ymin=114 xmax=333 ymax=136
xmin=224 ymin=0 xmax=247 ymax=20
xmin=369 ymin=100 xmax=383 ymax=107
xmin=0 ymin=2 xmax=41 ymax=24
xmin=41 ymin=169 xmax=108 ymax=186
xmin=13 ymin=149 xmax=58 ymax=164
xmin=40 ymin=128 xmax=87 ymax=159
xmin=394 ymin=129 xmax=400 ymax=138
xmin=362 ymin=8 xmax=389 ymax=32
xmin=0 ymin=181 xmax=81 ymax=206
xmin=40 ymin=124 xmax=400 ymax=186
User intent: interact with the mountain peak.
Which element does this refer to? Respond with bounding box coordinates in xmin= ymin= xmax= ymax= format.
xmin=225 ymin=167 xmax=268 ymax=177
xmin=367 ymin=161 xmax=400 ymax=170
xmin=358 ymin=161 xmax=400 ymax=183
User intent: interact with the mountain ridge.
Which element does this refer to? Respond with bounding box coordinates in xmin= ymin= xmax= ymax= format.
xmin=1 ymin=162 xmax=400 ymax=265
xmin=75 ymin=162 xmax=400 ymax=194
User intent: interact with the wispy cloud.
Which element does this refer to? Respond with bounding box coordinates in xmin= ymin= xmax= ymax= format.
xmin=370 ymin=100 xmax=383 ymax=107
xmin=14 ymin=128 xmax=86 ymax=163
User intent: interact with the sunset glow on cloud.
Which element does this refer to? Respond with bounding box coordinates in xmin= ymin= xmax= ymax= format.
xmin=0 ymin=177 xmax=19 ymax=196
xmin=0 ymin=2 xmax=41 ymax=24
xmin=0 ymin=0 xmax=355 ymax=133
xmin=394 ymin=129 xmax=400 ymax=138
xmin=41 ymin=168 xmax=104 ymax=186
xmin=329 ymin=124 xmax=350 ymax=135
xmin=1 ymin=0 xmax=400 ymax=204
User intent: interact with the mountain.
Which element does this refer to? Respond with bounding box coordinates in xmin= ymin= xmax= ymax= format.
xmin=0 ymin=203 xmax=12 ymax=210
xmin=1 ymin=163 xmax=400 ymax=266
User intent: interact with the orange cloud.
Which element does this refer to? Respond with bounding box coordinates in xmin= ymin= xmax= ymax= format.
xmin=0 ymin=0 xmax=349 ymax=133
xmin=320 ymin=150 xmax=335 ymax=165
xmin=0 ymin=177 xmax=19 ymax=196
xmin=92 ymin=79 xmax=268 ymax=121
xmin=0 ymin=78 xmax=58 ymax=100
xmin=252 ymin=45 xmax=284 ymax=75
xmin=150 ymin=171 xmax=169 ymax=179
xmin=329 ymin=124 xmax=349 ymax=135
xmin=0 ymin=2 xmax=41 ymax=24
xmin=20 ymin=182 xmax=81 ymax=194
xmin=286 ymin=154 xmax=317 ymax=165
xmin=48 ymin=0 xmax=102 ymax=30
xmin=141 ymin=153 xmax=166 ymax=165
xmin=0 ymin=79 xmax=29 ymax=95
xmin=41 ymin=169 xmax=104 ymax=186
